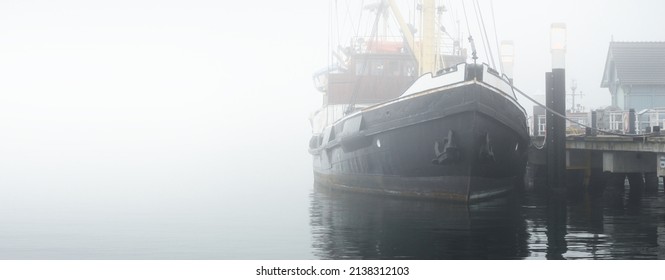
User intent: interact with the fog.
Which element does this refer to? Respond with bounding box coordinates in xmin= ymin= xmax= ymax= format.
xmin=0 ymin=0 xmax=663 ymax=258
xmin=1 ymin=2 xmax=322 ymax=196
xmin=0 ymin=0 xmax=325 ymax=258
xmin=490 ymin=0 xmax=665 ymax=112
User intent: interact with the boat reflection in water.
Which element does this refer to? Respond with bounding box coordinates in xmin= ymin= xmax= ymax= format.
xmin=309 ymin=183 xmax=528 ymax=259
xmin=310 ymin=179 xmax=665 ymax=259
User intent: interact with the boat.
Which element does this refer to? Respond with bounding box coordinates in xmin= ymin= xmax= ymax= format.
xmin=308 ymin=0 xmax=530 ymax=202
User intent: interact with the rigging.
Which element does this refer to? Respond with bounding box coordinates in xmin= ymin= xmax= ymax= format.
xmin=489 ymin=0 xmax=503 ymax=74
xmin=460 ymin=0 xmax=478 ymax=63
xmin=472 ymin=0 xmax=495 ymax=70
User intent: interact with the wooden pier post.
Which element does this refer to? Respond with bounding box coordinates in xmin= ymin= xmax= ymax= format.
xmin=608 ymin=173 xmax=627 ymax=189
xmin=588 ymin=111 xmax=597 ymax=136
xmin=627 ymin=172 xmax=644 ymax=191
xmin=628 ymin=109 xmax=636 ymax=134
xmin=644 ymin=172 xmax=659 ymax=192
xmin=587 ymin=169 xmax=608 ymax=194
xmin=583 ymin=151 xmax=592 ymax=188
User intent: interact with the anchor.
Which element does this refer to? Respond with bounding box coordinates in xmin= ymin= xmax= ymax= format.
xmin=432 ymin=130 xmax=461 ymax=165
xmin=479 ymin=132 xmax=495 ymax=162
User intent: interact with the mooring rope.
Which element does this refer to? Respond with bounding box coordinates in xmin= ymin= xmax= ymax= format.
xmin=508 ymin=83 xmax=658 ymax=138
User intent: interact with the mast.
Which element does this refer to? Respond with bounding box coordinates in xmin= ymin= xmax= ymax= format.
xmin=420 ymin=0 xmax=437 ymax=74
xmin=387 ymin=0 xmax=439 ymax=75
xmin=387 ymin=0 xmax=415 ymax=56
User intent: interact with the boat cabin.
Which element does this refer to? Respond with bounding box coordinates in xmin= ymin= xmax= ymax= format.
xmin=326 ymin=53 xmax=417 ymax=105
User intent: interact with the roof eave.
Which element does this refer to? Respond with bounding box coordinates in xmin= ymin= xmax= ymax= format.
xmin=600 ymin=42 xmax=614 ymax=88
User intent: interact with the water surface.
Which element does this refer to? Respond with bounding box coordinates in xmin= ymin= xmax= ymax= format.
xmin=1 ymin=174 xmax=664 ymax=259
xmin=310 ymin=182 xmax=665 ymax=259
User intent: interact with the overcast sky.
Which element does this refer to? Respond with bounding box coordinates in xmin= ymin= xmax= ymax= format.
xmin=0 ymin=1 xmax=325 ymax=216
xmin=490 ymin=0 xmax=665 ymax=113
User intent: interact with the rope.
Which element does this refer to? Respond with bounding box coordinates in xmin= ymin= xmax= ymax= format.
xmin=473 ymin=0 xmax=496 ymax=69
xmin=335 ymin=0 xmax=340 ymax=49
xmin=489 ymin=0 xmax=503 ymax=74
xmin=470 ymin=0 xmax=490 ymax=68
xmin=460 ymin=1 xmax=472 ymax=41
xmin=345 ymin=0 xmax=384 ymax=115
xmin=327 ymin=0 xmax=334 ymax=123
xmin=460 ymin=0 xmax=477 ymax=61
xmin=354 ymin=0 xmax=365 ymax=39
xmin=508 ymin=83 xmax=656 ymax=138
xmin=343 ymin=0 xmax=357 ymax=41
xmin=328 ymin=0 xmax=333 ymax=68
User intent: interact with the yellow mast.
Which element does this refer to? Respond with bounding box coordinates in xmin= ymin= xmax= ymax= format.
xmin=387 ymin=0 xmax=438 ymax=75
xmin=386 ymin=0 xmax=415 ymax=56
xmin=420 ymin=0 xmax=437 ymax=74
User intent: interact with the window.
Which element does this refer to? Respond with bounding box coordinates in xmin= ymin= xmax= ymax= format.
xmin=370 ymin=60 xmax=384 ymax=75
xmin=355 ymin=62 xmax=367 ymax=75
xmin=610 ymin=112 xmax=625 ymax=132
xmin=656 ymin=112 xmax=665 ymax=128
xmin=537 ymin=115 xmax=546 ymax=136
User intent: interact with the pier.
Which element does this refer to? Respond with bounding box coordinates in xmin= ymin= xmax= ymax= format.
xmin=523 ymin=26 xmax=665 ymax=195
xmin=529 ymin=134 xmax=665 ymax=192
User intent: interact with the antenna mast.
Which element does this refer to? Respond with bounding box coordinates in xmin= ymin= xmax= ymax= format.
xmin=569 ymin=79 xmax=584 ymax=112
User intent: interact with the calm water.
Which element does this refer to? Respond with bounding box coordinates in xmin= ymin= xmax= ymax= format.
xmin=1 ymin=172 xmax=664 ymax=259
xmin=309 ymin=182 xmax=665 ymax=259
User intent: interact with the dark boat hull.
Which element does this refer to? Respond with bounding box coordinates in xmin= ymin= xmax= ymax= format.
xmin=310 ymin=81 xmax=530 ymax=202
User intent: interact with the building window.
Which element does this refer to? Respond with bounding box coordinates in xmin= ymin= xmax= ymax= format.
xmin=610 ymin=112 xmax=625 ymax=132
xmin=537 ymin=115 xmax=546 ymax=136
xmin=653 ymin=112 xmax=665 ymax=129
